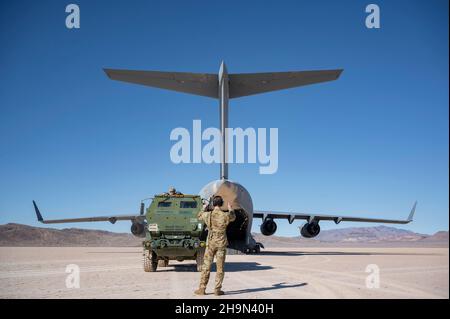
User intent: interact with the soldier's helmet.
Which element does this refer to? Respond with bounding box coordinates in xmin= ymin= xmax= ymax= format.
xmin=168 ymin=186 xmax=176 ymax=194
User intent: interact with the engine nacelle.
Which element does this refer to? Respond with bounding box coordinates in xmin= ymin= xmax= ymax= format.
xmin=260 ymin=219 xmax=277 ymax=236
xmin=300 ymin=222 xmax=321 ymax=238
xmin=131 ymin=222 xmax=146 ymax=237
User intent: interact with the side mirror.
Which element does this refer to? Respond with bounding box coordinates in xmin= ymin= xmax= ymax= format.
xmin=140 ymin=202 xmax=145 ymax=215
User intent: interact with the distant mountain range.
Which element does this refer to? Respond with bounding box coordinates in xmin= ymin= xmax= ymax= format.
xmin=252 ymin=225 xmax=448 ymax=247
xmin=0 ymin=223 xmax=140 ymax=247
xmin=0 ymin=223 xmax=448 ymax=247
xmin=313 ymin=225 xmax=428 ymax=242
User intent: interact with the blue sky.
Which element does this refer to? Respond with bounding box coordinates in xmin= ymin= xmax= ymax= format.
xmin=0 ymin=0 xmax=448 ymax=236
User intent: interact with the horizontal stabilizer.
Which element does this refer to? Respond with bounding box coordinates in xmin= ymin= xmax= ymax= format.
xmin=229 ymin=69 xmax=343 ymax=98
xmin=104 ymin=69 xmax=218 ymax=98
xmin=104 ymin=67 xmax=343 ymax=99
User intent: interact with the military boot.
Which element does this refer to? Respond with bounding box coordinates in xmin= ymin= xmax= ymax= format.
xmin=214 ymin=289 xmax=225 ymax=296
xmin=194 ymin=288 xmax=206 ymax=295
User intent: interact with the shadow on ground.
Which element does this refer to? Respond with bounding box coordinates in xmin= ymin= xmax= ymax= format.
xmin=87 ymin=251 xmax=140 ymax=254
xmin=158 ymin=262 xmax=272 ymax=272
xmin=259 ymin=251 xmax=439 ymax=256
xmin=85 ymin=249 xmax=441 ymax=257
xmin=224 ymin=282 xmax=308 ymax=295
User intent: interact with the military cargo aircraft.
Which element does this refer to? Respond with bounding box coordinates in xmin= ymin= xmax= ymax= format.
xmin=34 ymin=62 xmax=416 ymax=255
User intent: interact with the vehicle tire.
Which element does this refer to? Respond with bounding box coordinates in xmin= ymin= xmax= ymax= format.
xmin=143 ymin=249 xmax=152 ymax=272
xmin=196 ymin=247 xmax=205 ymax=272
xmin=151 ymin=252 xmax=158 ymax=271
xmin=158 ymin=259 xmax=169 ymax=267
xmin=143 ymin=249 xmax=157 ymax=272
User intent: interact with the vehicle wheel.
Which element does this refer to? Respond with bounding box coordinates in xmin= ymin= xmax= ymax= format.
xmin=196 ymin=247 xmax=205 ymax=272
xmin=158 ymin=259 xmax=169 ymax=267
xmin=143 ymin=249 xmax=152 ymax=272
xmin=143 ymin=249 xmax=157 ymax=272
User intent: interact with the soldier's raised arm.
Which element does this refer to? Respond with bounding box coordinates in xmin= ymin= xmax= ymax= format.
xmin=227 ymin=203 xmax=236 ymax=222
xmin=197 ymin=204 xmax=208 ymax=221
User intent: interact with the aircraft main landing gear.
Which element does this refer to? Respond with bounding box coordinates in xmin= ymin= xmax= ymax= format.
xmin=245 ymin=243 xmax=262 ymax=254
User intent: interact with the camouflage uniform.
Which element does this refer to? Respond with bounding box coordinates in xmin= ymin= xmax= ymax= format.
xmin=197 ymin=206 xmax=236 ymax=292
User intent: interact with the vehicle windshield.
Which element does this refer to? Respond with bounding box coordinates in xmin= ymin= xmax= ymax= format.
xmin=157 ymin=202 xmax=172 ymax=207
xmin=180 ymin=201 xmax=197 ymax=208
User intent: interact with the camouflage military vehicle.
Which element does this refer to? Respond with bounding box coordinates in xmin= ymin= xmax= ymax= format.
xmin=142 ymin=192 xmax=206 ymax=272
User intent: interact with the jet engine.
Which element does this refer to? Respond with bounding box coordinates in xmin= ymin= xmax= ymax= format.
xmin=300 ymin=222 xmax=321 ymax=238
xmin=131 ymin=221 xmax=146 ymax=237
xmin=260 ymin=218 xmax=277 ymax=236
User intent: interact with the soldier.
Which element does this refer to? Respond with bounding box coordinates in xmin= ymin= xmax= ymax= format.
xmin=194 ymin=195 xmax=236 ymax=296
xmin=168 ymin=186 xmax=176 ymax=195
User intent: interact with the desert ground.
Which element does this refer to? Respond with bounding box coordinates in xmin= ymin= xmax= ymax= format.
xmin=0 ymin=246 xmax=448 ymax=299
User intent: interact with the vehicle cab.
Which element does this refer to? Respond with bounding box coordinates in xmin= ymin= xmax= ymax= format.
xmin=142 ymin=192 xmax=206 ymax=272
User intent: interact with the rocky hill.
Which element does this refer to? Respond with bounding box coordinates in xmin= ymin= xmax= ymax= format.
xmin=253 ymin=226 xmax=448 ymax=247
xmin=0 ymin=223 xmax=447 ymax=247
xmin=421 ymin=231 xmax=450 ymax=242
xmin=314 ymin=225 xmax=428 ymax=242
xmin=0 ymin=223 xmax=141 ymax=247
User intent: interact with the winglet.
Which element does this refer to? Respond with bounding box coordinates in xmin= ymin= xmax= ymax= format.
xmin=103 ymin=68 xmax=114 ymax=80
xmin=33 ymin=200 xmax=44 ymax=222
xmin=407 ymin=201 xmax=417 ymax=222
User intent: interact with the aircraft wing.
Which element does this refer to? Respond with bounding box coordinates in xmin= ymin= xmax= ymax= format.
xmin=33 ymin=201 xmax=144 ymax=224
xmin=253 ymin=202 xmax=417 ymax=225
